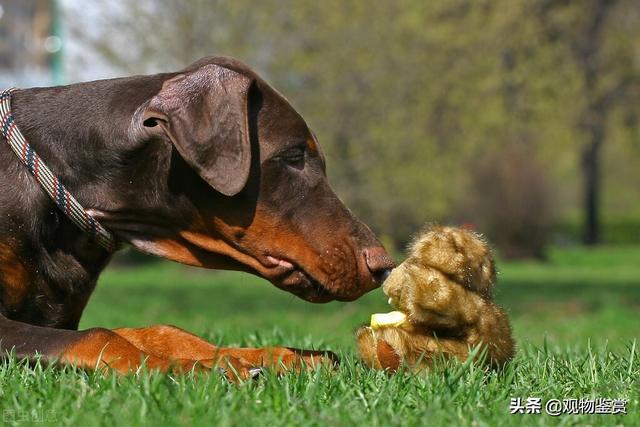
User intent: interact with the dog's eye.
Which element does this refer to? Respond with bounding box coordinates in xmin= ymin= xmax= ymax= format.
xmin=281 ymin=146 xmax=305 ymax=168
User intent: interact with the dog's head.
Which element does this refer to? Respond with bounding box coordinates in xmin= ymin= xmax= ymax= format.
xmin=96 ymin=57 xmax=394 ymax=302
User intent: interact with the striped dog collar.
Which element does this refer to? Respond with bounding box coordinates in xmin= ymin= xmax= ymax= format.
xmin=0 ymin=88 xmax=117 ymax=252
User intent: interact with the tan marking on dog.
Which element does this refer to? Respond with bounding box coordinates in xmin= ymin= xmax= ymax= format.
xmin=306 ymin=137 xmax=319 ymax=155
xmin=0 ymin=243 xmax=30 ymax=310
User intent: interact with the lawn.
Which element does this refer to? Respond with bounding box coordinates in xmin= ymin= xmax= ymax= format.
xmin=0 ymin=246 xmax=638 ymax=426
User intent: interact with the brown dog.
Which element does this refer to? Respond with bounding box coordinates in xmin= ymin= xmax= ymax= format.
xmin=0 ymin=57 xmax=395 ymax=380
xmin=356 ymin=226 xmax=514 ymax=372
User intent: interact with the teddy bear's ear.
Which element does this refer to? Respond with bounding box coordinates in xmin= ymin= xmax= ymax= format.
xmin=376 ymin=339 xmax=401 ymax=373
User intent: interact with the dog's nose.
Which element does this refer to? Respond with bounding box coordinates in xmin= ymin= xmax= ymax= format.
xmin=363 ymin=247 xmax=395 ymax=285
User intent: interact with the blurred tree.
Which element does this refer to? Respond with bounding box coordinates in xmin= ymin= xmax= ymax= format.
xmin=535 ymin=0 xmax=640 ymax=245
xmin=458 ymin=144 xmax=554 ymax=259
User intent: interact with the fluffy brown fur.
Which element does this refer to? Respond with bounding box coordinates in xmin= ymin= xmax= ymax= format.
xmin=356 ymin=225 xmax=515 ymax=372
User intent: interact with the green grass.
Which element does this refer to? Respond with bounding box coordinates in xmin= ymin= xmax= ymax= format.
xmin=1 ymin=246 xmax=639 ymax=426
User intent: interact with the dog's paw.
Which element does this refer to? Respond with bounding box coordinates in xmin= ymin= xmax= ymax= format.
xmin=277 ymin=348 xmax=340 ymax=373
xmin=178 ymin=356 xmax=259 ymax=383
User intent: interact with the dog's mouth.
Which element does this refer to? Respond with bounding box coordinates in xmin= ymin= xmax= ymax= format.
xmin=262 ymin=255 xmax=335 ymax=303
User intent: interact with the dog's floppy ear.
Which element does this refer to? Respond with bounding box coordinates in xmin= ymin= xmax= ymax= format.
xmin=143 ymin=64 xmax=254 ymax=196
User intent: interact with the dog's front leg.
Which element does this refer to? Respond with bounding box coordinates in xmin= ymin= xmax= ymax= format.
xmin=113 ymin=324 xmax=339 ymax=374
xmin=0 ymin=315 xmax=254 ymax=382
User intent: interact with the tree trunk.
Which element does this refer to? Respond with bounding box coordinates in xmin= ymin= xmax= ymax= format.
xmin=574 ymin=0 xmax=615 ymax=245
xmin=535 ymin=0 xmax=618 ymax=246
xmin=582 ymin=118 xmax=604 ymax=245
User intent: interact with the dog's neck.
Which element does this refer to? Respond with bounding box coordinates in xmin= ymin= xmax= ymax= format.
xmin=0 ymin=77 xmax=171 ymax=329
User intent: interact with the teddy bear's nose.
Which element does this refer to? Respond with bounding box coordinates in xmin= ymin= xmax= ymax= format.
xmin=363 ymin=247 xmax=395 ymax=285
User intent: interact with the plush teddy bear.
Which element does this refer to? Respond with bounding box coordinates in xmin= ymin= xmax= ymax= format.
xmin=356 ymin=225 xmax=515 ymax=372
